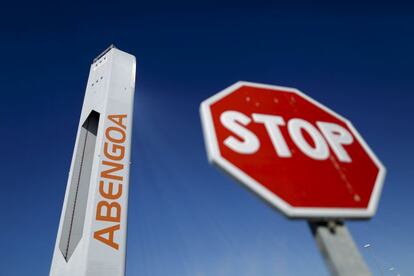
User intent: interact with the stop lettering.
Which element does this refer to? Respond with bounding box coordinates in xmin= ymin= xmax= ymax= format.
xmin=221 ymin=111 xmax=353 ymax=162
xmin=200 ymin=81 xmax=385 ymax=218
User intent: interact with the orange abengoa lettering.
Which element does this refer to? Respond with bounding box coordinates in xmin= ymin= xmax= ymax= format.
xmin=94 ymin=224 xmax=120 ymax=250
xmin=101 ymin=160 xmax=124 ymax=181
xmin=108 ymin=114 xmax=127 ymax=129
xmin=104 ymin=142 xmax=125 ymax=161
xmin=94 ymin=114 xmax=127 ymax=250
xmin=99 ymin=180 xmax=122 ymax=200
xmin=96 ymin=201 xmax=121 ymax=222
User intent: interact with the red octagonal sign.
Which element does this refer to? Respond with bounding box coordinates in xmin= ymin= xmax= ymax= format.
xmin=200 ymin=81 xmax=386 ymax=218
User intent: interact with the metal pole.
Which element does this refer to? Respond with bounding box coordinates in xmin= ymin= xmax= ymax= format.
xmin=308 ymin=220 xmax=371 ymax=276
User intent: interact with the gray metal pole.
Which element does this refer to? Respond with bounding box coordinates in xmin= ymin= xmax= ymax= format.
xmin=308 ymin=220 xmax=371 ymax=276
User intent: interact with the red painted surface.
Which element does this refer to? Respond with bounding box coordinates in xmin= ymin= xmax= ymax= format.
xmin=210 ymin=85 xmax=379 ymax=208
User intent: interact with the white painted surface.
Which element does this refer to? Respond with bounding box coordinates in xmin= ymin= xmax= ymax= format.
xmin=50 ymin=46 xmax=136 ymax=276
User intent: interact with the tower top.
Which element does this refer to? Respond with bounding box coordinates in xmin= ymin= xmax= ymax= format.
xmin=93 ymin=44 xmax=117 ymax=63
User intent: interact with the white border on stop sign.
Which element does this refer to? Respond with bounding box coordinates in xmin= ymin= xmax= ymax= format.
xmin=200 ymin=81 xmax=386 ymax=219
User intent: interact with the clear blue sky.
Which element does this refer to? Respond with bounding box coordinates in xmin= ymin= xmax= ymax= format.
xmin=1 ymin=1 xmax=413 ymax=275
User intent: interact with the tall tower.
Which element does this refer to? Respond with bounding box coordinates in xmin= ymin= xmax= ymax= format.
xmin=50 ymin=45 xmax=136 ymax=276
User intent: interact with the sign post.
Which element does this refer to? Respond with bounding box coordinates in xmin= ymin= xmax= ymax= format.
xmin=309 ymin=221 xmax=371 ymax=276
xmin=200 ymin=81 xmax=386 ymax=275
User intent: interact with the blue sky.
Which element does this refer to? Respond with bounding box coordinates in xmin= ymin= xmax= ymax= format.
xmin=1 ymin=1 xmax=413 ymax=275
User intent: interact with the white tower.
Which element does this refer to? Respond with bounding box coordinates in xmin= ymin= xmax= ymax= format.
xmin=50 ymin=45 xmax=136 ymax=276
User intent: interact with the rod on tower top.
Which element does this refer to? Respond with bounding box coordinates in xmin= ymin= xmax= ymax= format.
xmin=93 ymin=44 xmax=117 ymax=63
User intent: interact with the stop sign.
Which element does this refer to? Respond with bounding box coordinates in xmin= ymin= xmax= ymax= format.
xmin=200 ymin=81 xmax=385 ymax=218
